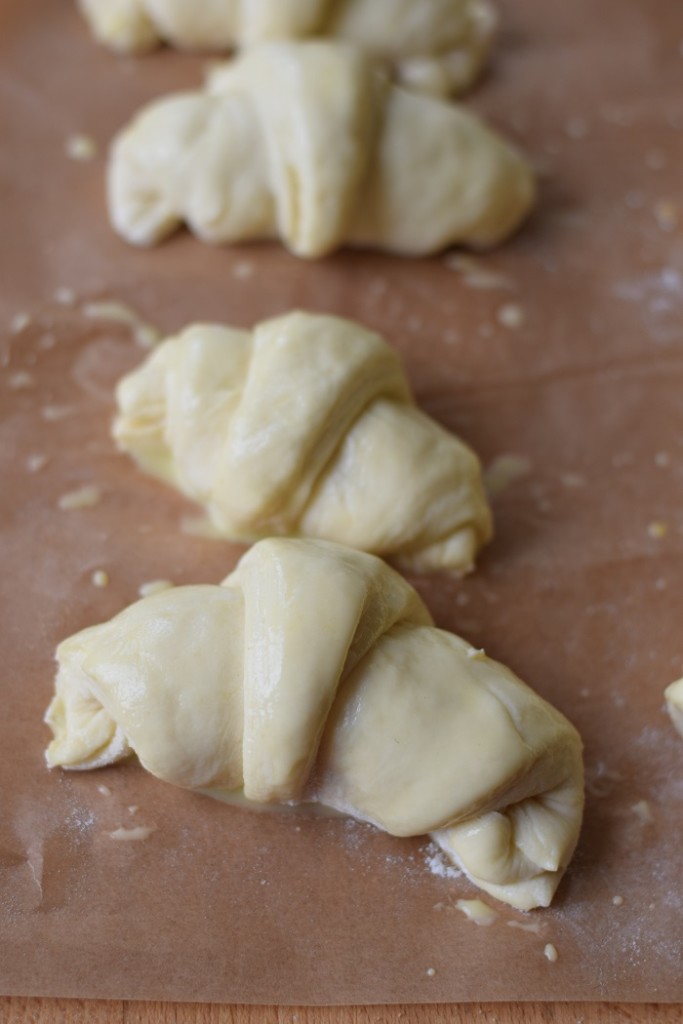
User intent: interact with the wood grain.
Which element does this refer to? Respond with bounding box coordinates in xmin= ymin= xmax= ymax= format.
xmin=1 ymin=1001 xmax=681 ymax=1023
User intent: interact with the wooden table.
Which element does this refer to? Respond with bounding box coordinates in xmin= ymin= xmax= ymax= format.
xmin=1 ymin=1001 xmax=681 ymax=1022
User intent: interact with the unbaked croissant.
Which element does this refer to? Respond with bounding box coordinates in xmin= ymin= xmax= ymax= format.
xmin=113 ymin=310 xmax=493 ymax=574
xmin=79 ymin=0 xmax=496 ymax=98
xmin=45 ymin=538 xmax=584 ymax=910
xmin=108 ymin=41 xmax=535 ymax=258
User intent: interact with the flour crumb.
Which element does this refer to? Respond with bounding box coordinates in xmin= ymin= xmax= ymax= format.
xmin=544 ymin=943 xmax=559 ymax=963
xmin=97 ymin=785 xmax=112 ymax=797
xmin=91 ymin=569 xmax=109 ymax=588
xmin=426 ymin=967 xmax=436 ymax=978
xmin=612 ymin=895 xmax=624 ymax=906
xmin=423 ymin=844 xmax=462 ymax=880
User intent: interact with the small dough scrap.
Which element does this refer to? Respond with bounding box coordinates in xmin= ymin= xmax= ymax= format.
xmin=79 ymin=0 xmax=497 ymax=98
xmin=665 ymin=678 xmax=683 ymax=737
xmin=113 ymin=310 xmax=493 ymax=574
xmin=108 ymin=41 xmax=535 ymax=258
xmin=45 ymin=538 xmax=584 ymax=910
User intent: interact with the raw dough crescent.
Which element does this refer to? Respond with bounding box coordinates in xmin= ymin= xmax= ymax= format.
xmin=79 ymin=0 xmax=497 ymax=98
xmin=665 ymin=678 xmax=683 ymax=737
xmin=45 ymin=538 xmax=585 ymax=910
xmin=108 ymin=41 xmax=535 ymax=258
xmin=113 ymin=310 xmax=493 ymax=574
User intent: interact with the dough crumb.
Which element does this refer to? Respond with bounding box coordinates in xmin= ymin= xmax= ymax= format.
xmin=41 ymin=404 xmax=74 ymax=421
xmin=426 ymin=968 xmax=436 ymax=978
xmin=456 ymin=899 xmax=498 ymax=926
xmin=65 ymin=134 xmax=98 ymax=161
xmin=82 ymin=300 xmax=161 ymax=348
xmin=507 ymin=919 xmax=545 ymax=936
xmin=497 ymin=303 xmax=525 ymax=329
xmin=485 ymin=454 xmax=532 ymax=498
xmin=631 ymin=799 xmax=654 ymax=824
xmin=7 ymin=370 xmax=35 ymax=390
xmin=560 ymin=472 xmax=586 ymax=489
xmin=612 ymin=895 xmax=624 ymax=906
xmin=654 ymin=199 xmax=679 ymax=232
xmin=97 ymin=785 xmax=112 ymax=797
xmin=138 ymin=579 xmax=174 ymax=598
xmin=647 ymin=521 xmax=668 ymax=540
xmin=128 ymin=805 xmax=139 ymax=815
xmin=444 ymin=253 xmax=514 ymax=292
xmin=109 ymin=825 xmax=156 ymax=841
xmin=565 ymin=116 xmax=588 ymax=140
xmin=26 ymin=454 xmax=48 ymax=473
xmin=58 ymin=484 xmax=102 ymax=511
xmin=646 ymin=149 xmax=667 ymax=171
xmin=54 ymin=287 xmax=77 ymax=306
xmin=39 ymin=333 xmax=56 ymax=351
xmin=654 ymin=452 xmax=671 ymax=468
xmin=91 ymin=569 xmax=109 ymax=588
xmin=544 ymin=943 xmax=559 ymax=963
xmin=232 ymin=260 xmax=255 ymax=280
xmin=10 ymin=312 xmax=31 ymax=334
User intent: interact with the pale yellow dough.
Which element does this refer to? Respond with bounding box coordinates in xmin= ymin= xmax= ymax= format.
xmin=79 ymin=0 xmax=497 ymax=98
xmin=113 ymin=310 xmax=492 ymax=574
xmin=665 ymin=678 xmax=683 ymax=737
xmin=107 ymin=41 xmax=535 ymax=258
xmin=45 ymin=538 xmax=584 ymax=910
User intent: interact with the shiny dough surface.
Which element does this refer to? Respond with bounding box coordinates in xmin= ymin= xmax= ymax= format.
xmin=108 ymin=40 xmax=535 ymax=258
xmin=45 ymin=538 xmax=584 ymax=911
xmin=113 ymin=310 xmax=493 ymax=574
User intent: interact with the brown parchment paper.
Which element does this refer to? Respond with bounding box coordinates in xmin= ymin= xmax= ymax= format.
xmin=1 ymin=0 xmax=682 ymax=1005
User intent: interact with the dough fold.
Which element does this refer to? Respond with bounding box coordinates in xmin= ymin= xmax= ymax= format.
xmin=108 ymin=41 xmax=535 ymax=258
xmin=665 ymin=678 xmax=683 ymax=737
xmin=79 ymin=0 xmax=497 ymax=98
xmin=113 ymin=310 xmax=493 ymax=574
xmin=45 ymin=538 xmax=584 ymax=910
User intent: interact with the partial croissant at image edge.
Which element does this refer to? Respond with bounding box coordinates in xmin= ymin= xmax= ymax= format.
xmin=112 ymin=309 xmax=493 ymax=574
xmin=107 ymin=40 xmax=535 ymax=259
xmin=44 ymin=538 xmax=585 ymax=912
xmin=665 ymin=678 xmax=683 ymax=737
xmin=78 ymin=0 xmax=498 ymax=99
